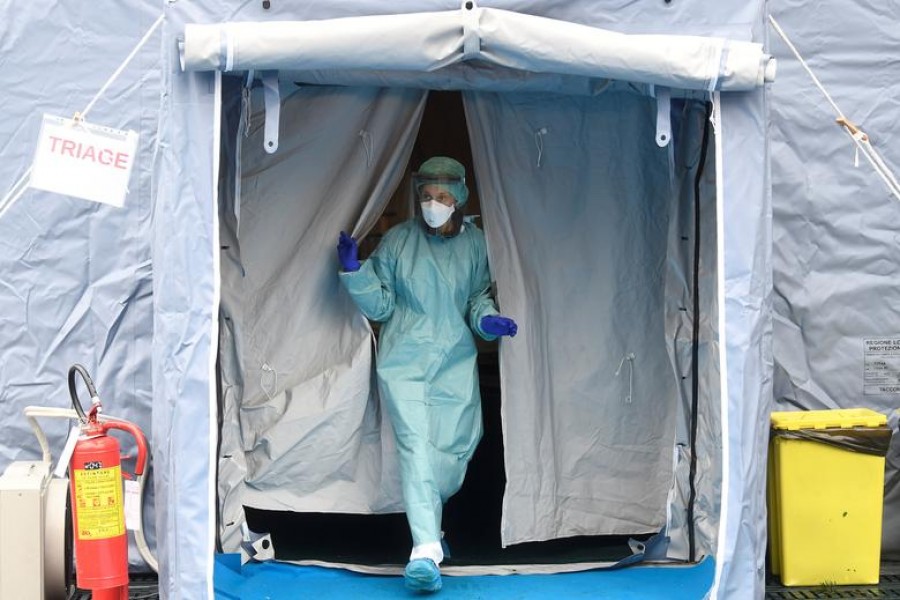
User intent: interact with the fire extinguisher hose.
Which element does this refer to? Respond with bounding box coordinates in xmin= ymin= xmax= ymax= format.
xmin=134 ymin=470 xmax=158 ymax=572
xmin=68 ymin=364 xmax=99 ymax=423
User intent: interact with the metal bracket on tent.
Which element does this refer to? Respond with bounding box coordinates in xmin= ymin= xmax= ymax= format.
xmin=461 ymin=0 xmax=480 ymax=59
xmin=261 ymin=70 xmax=280 ymax=154
xmin=651 ymin=85 xmax=672 ymax=148
xmin=240 ymin=522 xmax=275 ymax=564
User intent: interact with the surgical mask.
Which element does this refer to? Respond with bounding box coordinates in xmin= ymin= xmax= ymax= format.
xmin=420 ymin=201 xmax=455 ymax=228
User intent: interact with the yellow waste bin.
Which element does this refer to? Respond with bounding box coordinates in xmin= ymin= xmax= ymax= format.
xmin=767 ymin=408 xmax=891 ymax=586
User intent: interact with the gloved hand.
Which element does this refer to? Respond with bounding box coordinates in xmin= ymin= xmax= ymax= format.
xmin=337 ymin=231 xmax=360 ymax=272
xmin=481 ymin=315 xmax=518 ymax=337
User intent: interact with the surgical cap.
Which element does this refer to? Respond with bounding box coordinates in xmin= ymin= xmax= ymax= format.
xmin=417 ymin=156 xmax=469 ymax=207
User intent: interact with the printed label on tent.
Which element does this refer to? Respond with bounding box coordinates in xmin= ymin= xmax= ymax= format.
xmin=864 ymin=337 xmax=900 ymax=394
xmin=72 ymin=465 xmax=125 ymax=539
xmin=30 ymin=113 xmax=138 ymax=207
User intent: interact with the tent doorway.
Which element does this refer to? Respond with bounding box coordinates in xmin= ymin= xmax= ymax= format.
xmin=216 ymin=80 xmax=720 ymax=571
xmin=244 ymin=353 xmax=651 ymax=566
xmin=236 ymin=90 xmax=654 ymax=566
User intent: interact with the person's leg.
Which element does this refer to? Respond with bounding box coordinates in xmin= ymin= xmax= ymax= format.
xmin=382 ymin=370 xmax=482 ymax=593
xmin=396 ymin=442 xmax=444 ymax=560
xmin=384 ymin=390 xmax=445 ymax=592
xmin=396 ymin=442 xmax=445 ymax=592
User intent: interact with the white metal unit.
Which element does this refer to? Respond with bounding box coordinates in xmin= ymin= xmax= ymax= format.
xmin=0 ymin=460 xmax=68 ymax=600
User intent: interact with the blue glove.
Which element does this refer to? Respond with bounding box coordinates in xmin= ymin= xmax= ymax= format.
xmin=337 ymin=231 xmax=360 ymax=272
xmin=481 ymin=315 xmax=518 ymax=337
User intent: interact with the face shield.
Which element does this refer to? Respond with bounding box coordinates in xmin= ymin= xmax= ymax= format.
xmin=411 ymin=173 xmax=466 ymax=237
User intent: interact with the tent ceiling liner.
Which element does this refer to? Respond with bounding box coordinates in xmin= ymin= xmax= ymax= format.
xmin=180 ymin=8 xmax=776 ymax=91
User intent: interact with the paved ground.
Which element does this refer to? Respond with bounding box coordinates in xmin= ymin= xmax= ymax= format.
xmin=765 ymin=564 xmax=900 ymax=599
xmin=68 ymin=574 xmax=159 ymax=599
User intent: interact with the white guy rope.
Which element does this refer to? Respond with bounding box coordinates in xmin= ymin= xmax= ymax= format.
xmin=81 ymin=13 xmax=165 ymax=120
xmin=0 ymin=13 xmax=165 ymax=219
xmin=768 ymin=15 xmax=900 ymax=201
xmin=0 ymin=171 xmax=32 ymax=220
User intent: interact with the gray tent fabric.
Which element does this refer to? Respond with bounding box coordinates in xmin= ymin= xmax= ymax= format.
xmin=216 ymin=84 xmax=427 ymax=550
xmin=709 ymin=88 xmax=774 ymax=599
xmin=768 ymin=0 xmax=900 ymax=560
xmin=464 ymin=89 xmax=678 ymax=545
xmin=0 ymin=1 xmax=779 ymax=599
xmin=0 ymin=1 xmax=160 ymax=570
xmin=153 ymin=10 xmax=223 ymax=597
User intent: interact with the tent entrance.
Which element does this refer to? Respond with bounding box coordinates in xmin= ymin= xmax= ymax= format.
xmin=245 ymin=351 xmax=651 ymax=567
xmin=216 ymin=79 xmax=721 ymax=569
xmin=231 ymin=89 xmax=654 ymax=566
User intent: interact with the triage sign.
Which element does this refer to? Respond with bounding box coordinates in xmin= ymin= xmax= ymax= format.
xmin=30 ymin=114 xmax=139 ymax=208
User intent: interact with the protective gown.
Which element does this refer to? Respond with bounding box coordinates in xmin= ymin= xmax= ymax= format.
xmin=339 ymin=219 xmax=499 ymax=549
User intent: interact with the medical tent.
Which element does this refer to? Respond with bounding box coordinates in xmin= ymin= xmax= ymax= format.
xmin=8 ymin=1 xmax=871 ymax=598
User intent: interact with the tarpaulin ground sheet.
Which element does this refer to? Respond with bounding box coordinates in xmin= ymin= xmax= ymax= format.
xmin=213 ymin=554 xmax=714 ymax=599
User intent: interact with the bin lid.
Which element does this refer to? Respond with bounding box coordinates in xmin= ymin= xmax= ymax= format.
xmin=770 ymin=408 xmax=887 ymax=430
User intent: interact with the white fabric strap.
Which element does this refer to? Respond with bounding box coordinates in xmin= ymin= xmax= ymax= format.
xmin=707 ymin=38 xmax=727 ymax=92
xmin=615 ymin=353 xmax=636 ymax=404
xmin=260 ymin=363 xmax=278 ymax=400
xmin=359 ymin=130 xmax=373 ymax=167
xmin=219 ymin=28 xmax=229 ymax=72
xmin=225 ymin=23 xmax=235 ymax=72
xmin=655 ymin=87 xmax=672 ymax=147
xmin=261 ymin=71 xmax=280 ymax=154
xmin=410 ymin=542 xmax=444 ymax=565
xmin=534 ymin=127 xmax=548 ymax=168
xmin=462 ymin=2 xmax=481 ymax=60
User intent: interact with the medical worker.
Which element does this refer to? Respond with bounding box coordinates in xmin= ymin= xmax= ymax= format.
xmin=337 ymin=156 xmax=517 ymax=593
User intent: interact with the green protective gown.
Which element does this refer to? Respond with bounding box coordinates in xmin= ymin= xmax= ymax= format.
xmin=339 ymin=219 xmax=499 ymax=548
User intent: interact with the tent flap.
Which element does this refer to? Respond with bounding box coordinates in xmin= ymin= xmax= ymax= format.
xmin=215 ymin=84 xmax=429 ymax=550
xmin=465 ymin=88 xmax=679 ymax=545
xmin=181 ymin=8 xmax=774 ymax=92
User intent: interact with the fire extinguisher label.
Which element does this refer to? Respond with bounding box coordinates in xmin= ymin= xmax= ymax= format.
xmin=73 ymin=465 xmax=125 ymax=540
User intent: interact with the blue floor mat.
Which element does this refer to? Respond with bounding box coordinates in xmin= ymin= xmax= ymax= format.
xmin=214 ymin=554 xmax=715 ymax=599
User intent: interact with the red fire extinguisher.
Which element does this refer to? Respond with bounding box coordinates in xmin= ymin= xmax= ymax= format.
xmin=67 ymin=364 xmax=148 ymax=600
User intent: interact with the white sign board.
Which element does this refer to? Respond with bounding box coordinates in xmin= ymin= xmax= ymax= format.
xmin=864 ymin=337 xmax=900 ymax=395
xmin=30 ymin=114 xmax=139 ymax=208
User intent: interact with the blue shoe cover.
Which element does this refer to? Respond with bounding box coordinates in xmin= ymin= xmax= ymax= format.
xmin=404 ymin=558 xmax=442 ymax=593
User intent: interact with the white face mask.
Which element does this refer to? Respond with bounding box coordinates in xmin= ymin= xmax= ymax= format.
xmin=421 ymin=201 xmax=455 ymax=228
